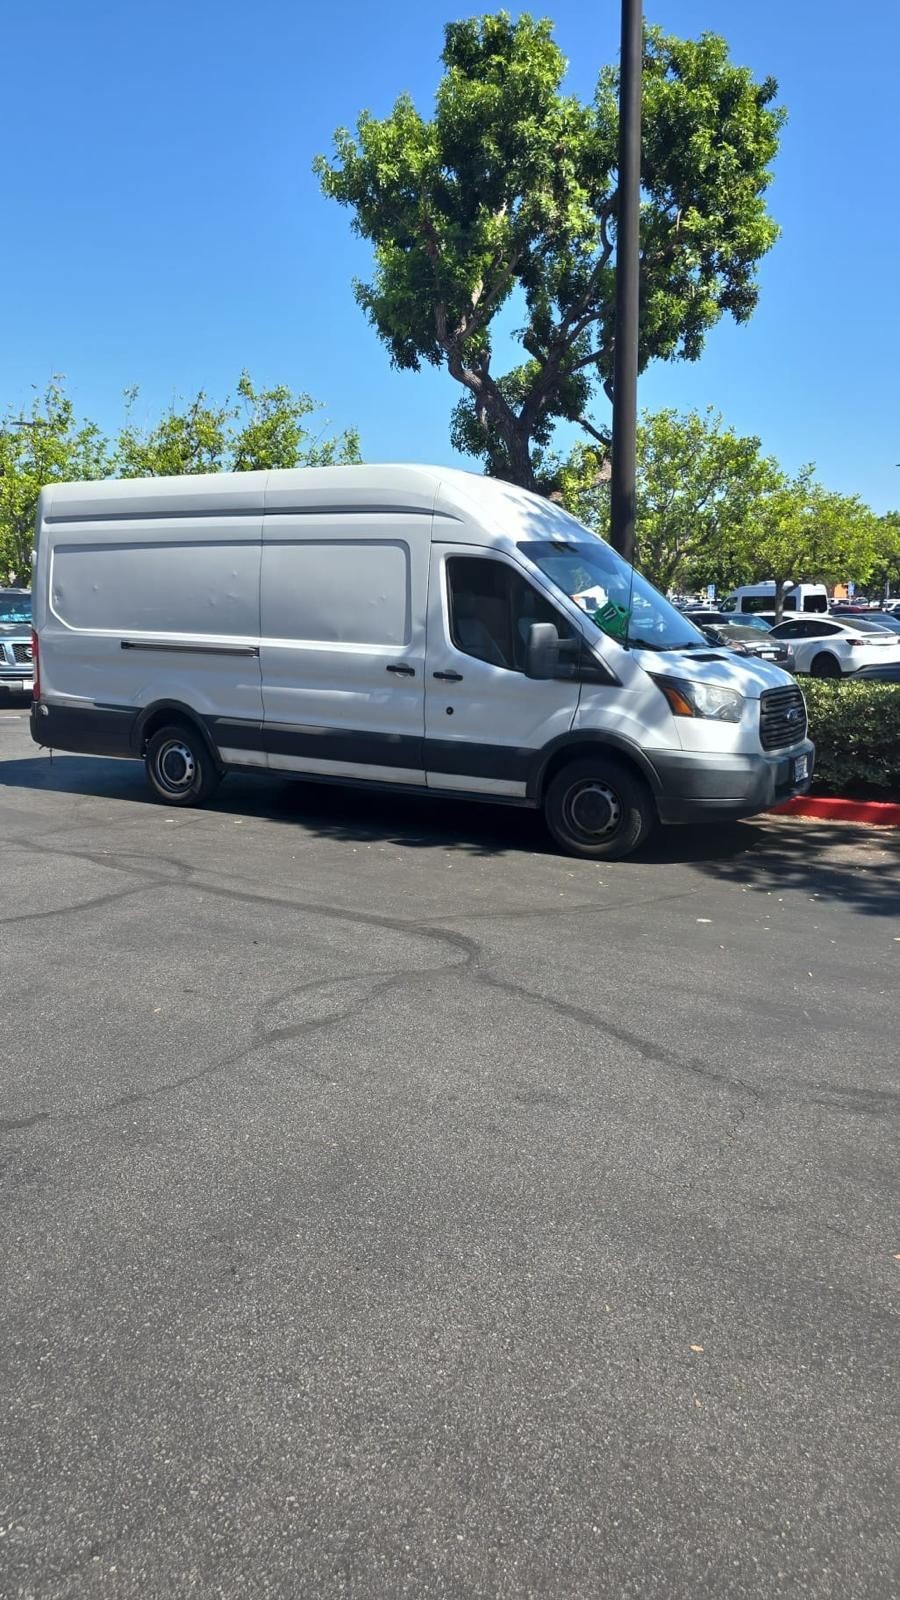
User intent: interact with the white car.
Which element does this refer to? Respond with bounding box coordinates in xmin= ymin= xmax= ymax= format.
xmin=769 ymin=617 xmax=900 ymax=677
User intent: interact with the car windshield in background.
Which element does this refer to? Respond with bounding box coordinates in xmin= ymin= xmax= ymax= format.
xmin=718 ymin=623 xmax=776 ymax=642
xmin=0 ymin=595 xmax=31 ymax=625
xmin=731 ymin=614 xmax=772 ymax=632
xmin=519 ymin=539 xmax=707 ymax=651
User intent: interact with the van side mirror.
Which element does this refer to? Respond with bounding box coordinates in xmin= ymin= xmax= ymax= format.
xmin=527 ymin=622 xmax=607 ymax=681
xmin=526 ymin=622 xmax=562 ymax=678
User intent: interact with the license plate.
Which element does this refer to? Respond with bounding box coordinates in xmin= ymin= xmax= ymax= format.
xmin=793 ymin=755 xmax=809 ymax=782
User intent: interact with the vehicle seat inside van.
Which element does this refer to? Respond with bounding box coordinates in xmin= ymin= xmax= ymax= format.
xmin=454 ymin=596 xmax=513 ymax=669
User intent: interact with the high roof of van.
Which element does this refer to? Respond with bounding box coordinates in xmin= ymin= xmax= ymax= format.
xmin=37 ymin=463 xmax=593 ymax=547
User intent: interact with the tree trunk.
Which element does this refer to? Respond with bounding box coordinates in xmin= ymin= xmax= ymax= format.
xmin=499 ymin=423 xmax=539 ymax=494
xmin=773 ymin=576 xmax=788 ymax=623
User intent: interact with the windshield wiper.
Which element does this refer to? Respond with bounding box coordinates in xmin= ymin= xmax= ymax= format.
xmin=626 ymin=637 xmax=707 ymax=652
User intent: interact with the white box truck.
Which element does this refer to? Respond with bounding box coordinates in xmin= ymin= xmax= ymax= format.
xmin=30 ymin=465 xmax=813 ymax=859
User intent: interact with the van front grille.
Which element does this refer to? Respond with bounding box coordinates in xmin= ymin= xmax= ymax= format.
xmin=759 ymin=686 xmax=807 ymax=751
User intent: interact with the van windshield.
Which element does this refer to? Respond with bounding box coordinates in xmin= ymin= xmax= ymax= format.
xmin=518 ymin=538 xmax=707 ymax=651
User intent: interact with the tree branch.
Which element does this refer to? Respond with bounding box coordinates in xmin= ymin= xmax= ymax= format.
xmin=517 ymin=210 xmax=615 ymax=432
xmin=435 ymin=304 xmax=483 ymax=397
xmin=575 ymin=416 xmax=611 ymax=448
xmin=434 ymin=302 xmax=526 ymax=473
xmin=556 ymin=206 xmax=615 ymax=340
xmin=457 ymin=256 xmax=522 ymax=342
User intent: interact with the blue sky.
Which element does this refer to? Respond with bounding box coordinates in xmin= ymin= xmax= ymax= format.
xmin=2 ymin=0 xmax=897 ymax=510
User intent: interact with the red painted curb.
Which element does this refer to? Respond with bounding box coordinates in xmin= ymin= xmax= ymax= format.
xmin=771 ymin=795 xmax=900 ymax=826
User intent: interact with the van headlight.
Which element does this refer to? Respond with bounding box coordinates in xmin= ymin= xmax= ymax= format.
xmin=652 ymin=676 xmax=744 ymax=723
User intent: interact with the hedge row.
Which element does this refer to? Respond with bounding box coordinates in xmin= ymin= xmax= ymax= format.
xmin=802 ymin=679 xmax=900 ymax=796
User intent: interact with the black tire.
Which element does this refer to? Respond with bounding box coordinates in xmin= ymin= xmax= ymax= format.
xmin=543 ymin=756 xmax=656 ymax=861
xmin=810 ymin=653 xmax=841 ymax=679
xmin=145 ymin=722 xmax=221 ymax=807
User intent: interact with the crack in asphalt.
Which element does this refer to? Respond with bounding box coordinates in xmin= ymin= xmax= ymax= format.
xmin=1 ymin=826 xmax=760 ymax=1141
xmin=0 ymin=958 xmax=473 ymax=1135
xmin=472 ymin=970 xmax=762 ymax=1104
xmin=0 ymin=880 xmax=164 ymax=927
xmin=413 ymin=883 xmax=704 ymax=927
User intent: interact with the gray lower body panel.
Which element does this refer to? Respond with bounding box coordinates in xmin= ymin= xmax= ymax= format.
xmin=30 ymin=701 xmax=815 ymax=826
xmin=651 ymin=743 xmax=815 ymax=823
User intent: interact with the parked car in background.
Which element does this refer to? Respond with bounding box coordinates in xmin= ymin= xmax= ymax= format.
xmin=702 ymin=620 xmax=796 ymax=671
xmin=717 ymin=613 xmax=775 ymax=633
xmin=853 ymin=662 xmax=900 ymax=683
xmin=677 ymin=607 xmax=731 ymax=626
xmin=769 ymin=616 xmax=900 ymax=677
xmin=678 ymin=608 xmax=796 ymax=669
xmin=722 ymin=582 xmax=829 ymax=616
xmin=836 ymin=610 xmax=900 ymax=634
xmin=679 ymin=608 xmax=775 ymax=634
xmin=0 ymin=589 xmax=33 ymax=694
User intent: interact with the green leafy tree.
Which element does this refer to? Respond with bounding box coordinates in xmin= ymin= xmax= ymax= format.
xmin=557 ymin=408 xmax=776 ymax=593
xmin=738 ymin=471 xmax=879 ymax=620
xmin=316 ymin=11 xmax=784 ymax=494
xmin=116 ymin=373 xmax=361 ymax=477
xmin=230 ymin=373 xmax=361 ymax=471
xmin=1 ymin=375 xmax=361 ymax=584
xmin=116 ymin=388 xmax=236 ymax=478
xmin=867 ymin=510 xmax=900 ymax=600
xmin=0 ymin=380 xmax=113 ymax=584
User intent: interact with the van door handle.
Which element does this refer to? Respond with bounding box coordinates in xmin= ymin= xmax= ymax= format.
xmin=433 ymin=670 xmax=463 ymax=682
xmin=386 ymin=663 xmax=415 ymax=677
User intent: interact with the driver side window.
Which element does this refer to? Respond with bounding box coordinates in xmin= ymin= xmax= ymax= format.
xmin=447 ymin=557 xmax=573 ymax=672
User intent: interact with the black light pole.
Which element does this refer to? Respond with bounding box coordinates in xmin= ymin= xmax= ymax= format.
xmin=609 ymin=0 xmax=642 ymax=562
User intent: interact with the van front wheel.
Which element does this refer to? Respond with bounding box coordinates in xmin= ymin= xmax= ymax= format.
xmin=145 ymin=723 xmax=221 ymax=807
xmin=543 ymin=757 xmax=655 ymax=861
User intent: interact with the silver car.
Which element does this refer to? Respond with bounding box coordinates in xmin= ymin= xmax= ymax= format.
xmin=0 ymin=589 xmax=33 ymax=693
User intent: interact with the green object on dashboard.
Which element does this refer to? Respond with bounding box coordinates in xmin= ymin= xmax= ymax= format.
xmin=591 ymin=600 xmax=631 ymax=641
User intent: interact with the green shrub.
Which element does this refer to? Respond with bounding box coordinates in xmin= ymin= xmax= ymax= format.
xmin=802 ymin=679 xmax=900 ymax=795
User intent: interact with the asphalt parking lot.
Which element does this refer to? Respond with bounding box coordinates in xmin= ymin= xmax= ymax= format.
xmin=1 ymin=697 xmax=898 ymax=1600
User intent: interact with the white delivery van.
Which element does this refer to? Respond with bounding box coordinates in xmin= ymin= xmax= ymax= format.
xmin=722 ymin=582 xmax=829 ymax=616
xmin=30 ymin=465 xmax=814 ymax=860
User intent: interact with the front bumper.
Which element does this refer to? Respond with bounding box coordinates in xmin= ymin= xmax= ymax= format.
xmin=0 ymin=672 xmax=33 ymax=692
xmin=651 ymin=740 xmax=815 ymax=824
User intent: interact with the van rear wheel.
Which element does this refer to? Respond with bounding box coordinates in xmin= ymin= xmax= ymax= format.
xmin=543 ymin=756 xmax=655 ymax=861
xmin=145 ymin=723 xmax=220 ymax=807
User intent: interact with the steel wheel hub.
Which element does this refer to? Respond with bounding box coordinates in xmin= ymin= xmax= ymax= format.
xmin=564 ymin=779 xmax=622 ymax=839
xmin=157 ymin=741 xmax=195 ymax=792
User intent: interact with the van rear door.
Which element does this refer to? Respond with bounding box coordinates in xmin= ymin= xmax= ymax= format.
xmin=424 ymin=546 xmax=580 ymax=796
xmin=258 ymin=514 xmax=428 ymax=785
